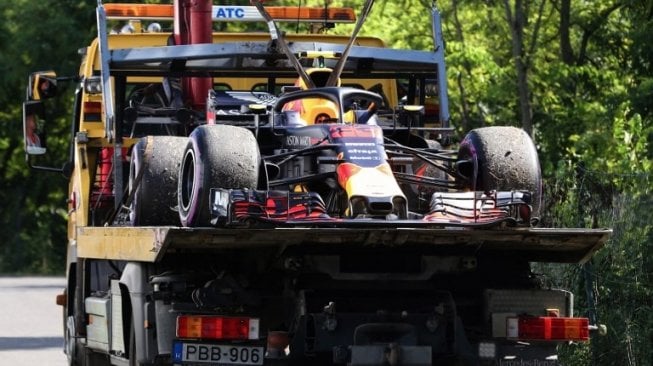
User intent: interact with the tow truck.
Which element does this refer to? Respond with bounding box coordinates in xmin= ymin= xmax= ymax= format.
xmin=22 ymin=1 xmax=610 ymax=365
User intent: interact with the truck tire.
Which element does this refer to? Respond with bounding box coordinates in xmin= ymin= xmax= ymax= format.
xmin=457 ymin=126 xmax=542 ymax=218
xmin=129 ymin=136 xmax=187 ymax=226
xmin=64 ymin=315 xmax=78 ymax=366
xmin=65 ymin=316 xmax=110 ymax=366
xmin=178 ymin=125 xmax=260 ymax=227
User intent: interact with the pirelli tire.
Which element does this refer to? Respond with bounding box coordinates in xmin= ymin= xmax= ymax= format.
xmin=178 ymin=125 xmax=260 ymax=227
xmin=129 ymin=136 xmax=187 ymax=226
xmin=457 ymin=126 xmax=542 ymax=219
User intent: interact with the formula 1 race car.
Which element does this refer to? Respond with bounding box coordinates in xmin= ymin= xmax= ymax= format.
xmin=163 ymin=86 xmax=541 ymax=229
xmin=123 ymin=0 xmax=542 ymax=231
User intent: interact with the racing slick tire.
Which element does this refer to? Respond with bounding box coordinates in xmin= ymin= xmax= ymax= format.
xmin=178 ymin=125 xmax=260 ymax=227
xmin=457 ymin=126 xmax=542 ymax=219
xmin=129 ymin=136 xmax=187 ymax=226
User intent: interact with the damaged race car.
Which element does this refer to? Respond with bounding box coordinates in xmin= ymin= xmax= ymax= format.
xmin=167 ymin=0 xmax=541 ymax=230
xmin=177 ymin=86 xmax=541 ymax=229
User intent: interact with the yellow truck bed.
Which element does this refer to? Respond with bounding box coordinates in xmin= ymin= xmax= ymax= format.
xmin=77 ymin=226 xmax=610 ymax=264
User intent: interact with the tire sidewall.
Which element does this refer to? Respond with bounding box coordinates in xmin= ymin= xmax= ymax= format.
xmin=178 ymin=125 xmax=260 ymax=227
xmin=178 ymin=132 xmax=208 ymax=227
xmin=129 ymin=140 xmax=145 ymax=225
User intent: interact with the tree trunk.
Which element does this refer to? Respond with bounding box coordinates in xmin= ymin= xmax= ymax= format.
xmin=503 ymin=0 xmax=534 ymax=136
xmin=452 ymin=0 xmax=472 ymax=131
xmin=559 ymin=0 xmax=575 ymax=64
xmin=456 ymin=73 xmax=471 ymax=131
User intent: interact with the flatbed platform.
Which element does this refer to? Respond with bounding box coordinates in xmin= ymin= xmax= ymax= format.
xmin=76 ymin=226 xmax=610 ymax=264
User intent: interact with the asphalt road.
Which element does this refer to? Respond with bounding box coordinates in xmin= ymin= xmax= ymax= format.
xmin=0 ymin=276 xmax=67 ymax=366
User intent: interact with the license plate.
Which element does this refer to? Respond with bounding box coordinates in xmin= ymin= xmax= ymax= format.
xmin=172 ymin=341 xmax=264 ymax=365
xmin=499 ymin=360 xmax=559 ymax=366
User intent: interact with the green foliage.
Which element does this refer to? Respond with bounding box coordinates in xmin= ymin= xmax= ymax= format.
xmin=438 ymin=0 xmax=652 ymax=364
xmin=539 ymin=162 xmax=653 ymax=365
xmin=0 ymin=0 xmax=94 ymax=274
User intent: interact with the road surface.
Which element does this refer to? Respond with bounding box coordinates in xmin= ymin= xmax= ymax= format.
xmin=0 ymin=276 xmax=67 ymax=366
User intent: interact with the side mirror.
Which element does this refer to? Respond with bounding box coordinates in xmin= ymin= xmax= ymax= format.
xmin=23 ymin=101 xmax=47 ymax=155
xmin=27 ymin=71 xmax=58 ymax=100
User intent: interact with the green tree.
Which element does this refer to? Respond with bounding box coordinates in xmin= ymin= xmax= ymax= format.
xmin=0 ymin=0 xmax=95 ymax=273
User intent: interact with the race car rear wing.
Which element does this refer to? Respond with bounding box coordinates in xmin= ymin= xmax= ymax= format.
xmin=95 ymin=2 xmax=451 ymax=139
xmin=107 ymin=42 xmax=444 ymax=78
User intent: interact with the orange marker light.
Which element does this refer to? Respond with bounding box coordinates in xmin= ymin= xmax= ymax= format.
xmin=104 ymin=4 xmax=173 ymax=20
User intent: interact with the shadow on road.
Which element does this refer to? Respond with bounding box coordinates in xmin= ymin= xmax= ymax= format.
xmin=0 ymin=336 xmax=63 ymax=350
xmin=0 ymin=284 xmax=65 ymax=290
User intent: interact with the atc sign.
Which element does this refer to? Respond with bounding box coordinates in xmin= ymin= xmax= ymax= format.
xmin=214 ymin=7 xmax=245 ymax=19
xmin=212 ymin=6 xmax=264 ymax=21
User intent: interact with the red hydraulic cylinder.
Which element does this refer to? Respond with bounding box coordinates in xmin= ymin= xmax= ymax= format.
xmin=173 ymin=0 xmax=213 ymax=111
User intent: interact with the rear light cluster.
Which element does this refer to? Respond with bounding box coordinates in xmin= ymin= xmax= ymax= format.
xmin=83 ymin=101 xmax=102 ymax=122
xmin=507 ymin=316 xmax=589 ymax=341
xmin=176 ymin=316 xmax=260 ymax=340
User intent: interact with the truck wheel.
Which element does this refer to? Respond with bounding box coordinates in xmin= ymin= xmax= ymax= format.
xmin=65 ymin=316 xmax=110 ymax=366
xmin=129 ymin=136 xmax=187 ymax=226
xmin=457 ymin=126 xmax=542 ymax=218
xmin=178 ymin=125 xmax=260 ymax=227
xmin=64 ymin=315 xmax=78 ymax=366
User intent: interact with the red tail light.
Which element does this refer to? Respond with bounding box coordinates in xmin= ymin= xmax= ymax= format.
xmin=176 ymin=316 xmax=259 ymax=340
xmin=83 ymin=101 xmax=102 ymax=122
xmin=508 ymin=316 xmax=589 ymax=341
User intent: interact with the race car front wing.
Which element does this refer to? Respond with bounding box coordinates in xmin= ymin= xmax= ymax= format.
xmin=210 ymin=188 xmax=533 ymax=228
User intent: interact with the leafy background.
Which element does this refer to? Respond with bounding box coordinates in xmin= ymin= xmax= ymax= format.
xmin=0 ymin=0 xmax=652 ymax=364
